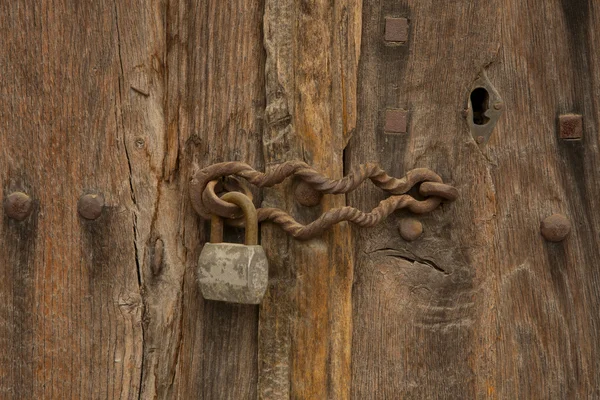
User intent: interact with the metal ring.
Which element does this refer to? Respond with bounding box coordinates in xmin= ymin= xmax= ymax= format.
xmin=201 ymin=178 xmax=255 ymax=227
xmin=190 ymin=162 xmax=254 ymax=219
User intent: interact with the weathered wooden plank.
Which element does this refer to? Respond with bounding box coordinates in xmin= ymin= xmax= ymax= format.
xmin=491 ymin=1 xmax=600 ymax=398
xmin=0 ymin=1 xmax=143 ymax=398
xmin=0 ymin=1 xmax=266 ymax=398
xmin=4 ymin=1 xmax=599 ymax=398
xmin=110 ymin=1 xmax=178 ymax=398
xmin=163 ymin=1 xmax=266 ymax=398
xmin=102 ymin=0 xmax=265 ymax=397
xmin=349 ymin=0 xmax=600 ymax=398
xmin=259 ymin=0 xmax=360 ymax=398
xmin=349 ymin=2 xmax=499 ymax=398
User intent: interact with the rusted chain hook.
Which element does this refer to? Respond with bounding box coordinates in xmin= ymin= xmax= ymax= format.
xmin=189 ymin=161 xmax=458 ymax=222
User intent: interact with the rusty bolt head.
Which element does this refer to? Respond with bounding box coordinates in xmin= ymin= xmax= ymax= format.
xmin=295 ymin=181 xmax=322 ymax=207
xmin=384 ymin=17 xmax=408 ymax=43
xmin=4 ymin=192 xmax=33 ymax=221
xmin=78 ymin=194 xmax=105 ymax=220
xmin=398 ymin=218 xmax=423 ymax=241
xmin=559 ymin=114 xmax=583 ymax=140
xmin=384 ymin=109 xmax=408 ymax=134
xmin=540 ymin=214 xmax=571 ymax=242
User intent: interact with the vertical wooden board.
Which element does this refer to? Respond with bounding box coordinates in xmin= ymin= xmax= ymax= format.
xmin=350 ymin=0 xmax=600 ymax=398
xmin=110 ymin=1 xmax=179 ymax=398
xmin=349 ymin=0 xmax=499 ymax=398
xmin=0 ymin=1 xmax=266 ymax=398
xmin=163 ymin=1 xmax=266 ymax=398
xmin=260 ymin=0 xmax=360 ymax=398
xmin=490 ymin=0 xmax=600 ymax=397
xmin=82 ymin=0 xmax=267 ymax=397
xmin=0 ymin=1 xmax=142 ymax=398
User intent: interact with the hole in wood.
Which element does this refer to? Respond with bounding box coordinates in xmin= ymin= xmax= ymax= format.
xmin=470 ymin=87 xmax=490 ymax=125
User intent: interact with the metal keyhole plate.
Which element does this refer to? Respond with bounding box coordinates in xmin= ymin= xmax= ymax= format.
xmin=466 ymin=72 xmax=504 ymax=145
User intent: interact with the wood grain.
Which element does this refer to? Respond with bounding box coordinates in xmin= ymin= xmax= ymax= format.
xmin=0 ymin=1 xmax=265 ymax=398
xmin=259 ymin=0 xmax=360 ymax=398
xmin=117 ymin=0 xmax=266 ymax=398
xmin=2 ymin=1 xmax=600 ymax=398
xmin=349 ymin=0 xmax=600 ymax=398
xmin=0 ymin=1 xmax=143 ymax=398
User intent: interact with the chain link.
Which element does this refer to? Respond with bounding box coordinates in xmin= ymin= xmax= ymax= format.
xmin=189 ymin=161 xmax=458 ymax=240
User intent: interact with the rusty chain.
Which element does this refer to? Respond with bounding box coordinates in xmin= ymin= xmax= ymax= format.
xmin=189 ymin=161 xmax=458 ymax=240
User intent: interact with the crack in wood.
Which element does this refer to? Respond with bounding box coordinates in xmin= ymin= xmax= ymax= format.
xmin=366 ymin=247 xmax=448 ymax=275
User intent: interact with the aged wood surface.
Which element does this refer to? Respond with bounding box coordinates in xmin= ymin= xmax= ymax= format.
xmin=0 ymin=1 xmax=143 ymax=398
xmin=0 ymin=0 xmax=264 ymax=398
xmin=349 ymin=0 xmax=600 ymax=398
xmin=259 ymin=0 xmax=360 ymax=398
xmin=136 ymin=0 xmax=265 ymax=398
xmin=2 ymin=0 xmax=600 ymax=399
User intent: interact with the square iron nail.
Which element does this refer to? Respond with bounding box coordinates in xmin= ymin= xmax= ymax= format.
xmin=385 ymin=18 xmax=408 ymax=42
xmin=559 ymin=114 xmax=583 ymax=140
xmin=384 ymin=109 xmax=408 ymax=134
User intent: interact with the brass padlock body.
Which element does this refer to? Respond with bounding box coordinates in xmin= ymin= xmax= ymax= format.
xmin=197 ymin=192 xmax=268 ymax=304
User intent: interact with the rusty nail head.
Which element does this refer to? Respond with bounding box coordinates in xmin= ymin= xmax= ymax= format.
xmin=384 ymin=109 xmax=408 ymax=134
xmin=398 ymin=218 xmax=423 ymax=241
xmin=493 ymin=102 xmax=504 ymax=110
xmin=385 ymin=17 xmax=408 ymax=42
xmin=540 ymin=213 xmax=571 ymax=242
xmin=78 ymin=193 xmax=105 ymax=220
xmin=295 ymin=181 xmax=323 ymax=207
xmin=4 ymin=192 xmax=33 ymax=221
xmin=559 ymin=114 xmax=583 ymax=140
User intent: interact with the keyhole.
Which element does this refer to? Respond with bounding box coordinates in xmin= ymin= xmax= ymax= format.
xmin=470 ymin=87 xmax=490 ymax=125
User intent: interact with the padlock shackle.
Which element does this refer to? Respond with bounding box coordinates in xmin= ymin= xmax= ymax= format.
xmin=209 ymin=214 xmax=224 ymax=244
xmin=210 ymin=192 xmax=259 ymax=245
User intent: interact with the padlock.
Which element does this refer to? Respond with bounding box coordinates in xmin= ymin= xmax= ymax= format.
xmin=197 ymin=192 xmax=268 ymax=304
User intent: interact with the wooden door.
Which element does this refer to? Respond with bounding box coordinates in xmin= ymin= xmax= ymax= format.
xmin=1 ymin=1 xmax=599 ymax=399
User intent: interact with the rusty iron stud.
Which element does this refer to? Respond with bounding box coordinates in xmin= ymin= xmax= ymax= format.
xmin=4 ymin=192 xmax=33 ymax=221
xmin=78 ymin=193 xmax=104 ymax=220
xmin=540 ymin=214 xmax=571 ymax=242
xmin=384 ymin=109 xmax=408 ymax=134
xmin=398 ymin=218 xmax=423 ymax=241
xmin=559 ymin=114 xmax=583 ymax=140
xmin=384 ymin=17 xmax=408 ymax=42
xmin=295 ymin=181 xmax=323 ymax=207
